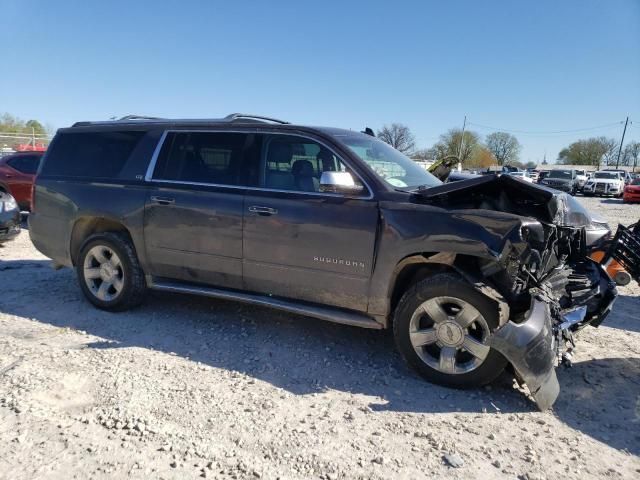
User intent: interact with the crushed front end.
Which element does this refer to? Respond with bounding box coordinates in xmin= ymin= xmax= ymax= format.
xmin=486 ymin=221 xmax=620 ymax=409
xmin=418 ymin=175 xmax=637 ymax=409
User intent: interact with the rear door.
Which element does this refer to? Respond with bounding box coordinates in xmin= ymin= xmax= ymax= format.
xmin=4 ymin=154 xmax=40 ymax=207
xmin=243 ymin=133 xmax=378 ymax=311
xmin=143 ymin=131 xmax=259 ymax=289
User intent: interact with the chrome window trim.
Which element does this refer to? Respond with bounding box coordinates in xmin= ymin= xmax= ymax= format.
xmin=143 ymin=129 xmax=374 ymax=200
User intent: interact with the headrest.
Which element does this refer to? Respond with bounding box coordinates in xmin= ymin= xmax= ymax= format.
xmin=292 ymin=160 xmax=315 ymax=177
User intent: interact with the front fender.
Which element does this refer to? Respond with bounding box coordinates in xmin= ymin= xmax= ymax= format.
xmin=368 ymin=203 xmax=530 ymax=317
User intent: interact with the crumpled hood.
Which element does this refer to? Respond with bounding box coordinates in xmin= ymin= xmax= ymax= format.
xmin=414 ymin=174 xmax=591 ymax=227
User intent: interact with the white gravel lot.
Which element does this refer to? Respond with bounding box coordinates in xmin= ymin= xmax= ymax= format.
xmin=0 ymin=196 xmax=639 ymax=480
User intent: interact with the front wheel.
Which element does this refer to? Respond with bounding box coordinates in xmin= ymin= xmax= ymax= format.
xmin=76 ymin=232 xmax=146 ymax=311
xmin=393 ymin=273 xmax=507 ymax=388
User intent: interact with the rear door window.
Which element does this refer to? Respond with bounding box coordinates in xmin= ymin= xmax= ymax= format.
xmin=40 ymin=131 xmax=145 ymax=178
xmin=7 ymin=154 xmax=40 ymax=174
xmin=152 ymin=132 xmax=256 ymax=186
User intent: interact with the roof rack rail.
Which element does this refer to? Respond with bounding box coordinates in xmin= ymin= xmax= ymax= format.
xmin=118 ymin=115 xmax=166 ymax=121
xmin=224 ymin=113 xmax=290 ymax=124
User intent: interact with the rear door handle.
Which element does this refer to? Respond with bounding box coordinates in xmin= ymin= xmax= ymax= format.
xmin=150 ymin=195 xmax=175 ymax=205
xmin=248 ymin=205 xmax=278 ymax=216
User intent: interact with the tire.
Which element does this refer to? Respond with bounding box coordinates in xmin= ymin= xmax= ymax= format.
xmin=393 ymin=273 xmax=508 ymax=388
xmin=76 ymin=231 xmax=146 ymax=311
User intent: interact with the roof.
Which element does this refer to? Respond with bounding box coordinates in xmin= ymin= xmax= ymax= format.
xmin=68 ymin=114 xmax=371 ymax=140
xmin=71 ymin=113 xmax=291 ymax=128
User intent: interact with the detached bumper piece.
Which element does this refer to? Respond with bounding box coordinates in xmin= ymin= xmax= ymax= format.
xmin=491 ymin=300 xmax=559 ymax=410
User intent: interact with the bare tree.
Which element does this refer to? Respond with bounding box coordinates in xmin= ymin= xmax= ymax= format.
xmin=599 ymin=137 xmax=618 ymax=166
xmin=623 ymin=141 xmax=640 ymax=171
xmin=377 ymin=123 xmax=416 ymax=154
xmin=485 ymin=132 xmax=521 ymax=166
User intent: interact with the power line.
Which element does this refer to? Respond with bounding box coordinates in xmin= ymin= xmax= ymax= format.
xmin=466 ymin=120 xmax=625 ymax=136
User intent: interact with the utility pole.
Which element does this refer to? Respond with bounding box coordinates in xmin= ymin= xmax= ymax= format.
xmin=615 ymin=116 xmax=629 ymax=169
xmin=458 ymin=115 xmax=466 ymax=171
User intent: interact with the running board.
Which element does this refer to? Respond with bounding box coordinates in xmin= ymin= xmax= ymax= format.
xmin=148 ymin=278 xmax=383 ymax=330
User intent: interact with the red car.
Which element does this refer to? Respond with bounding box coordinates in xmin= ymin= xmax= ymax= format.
xmin=623 ymin=178 xmax=640 ymax=203
xmin=0 ymin=151 xmax=43 ymax=211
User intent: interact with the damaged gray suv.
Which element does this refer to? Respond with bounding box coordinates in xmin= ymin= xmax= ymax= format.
xmin=29 ymin=114 xmax=639 ymax=409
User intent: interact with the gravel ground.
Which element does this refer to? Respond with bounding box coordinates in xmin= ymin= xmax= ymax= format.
xmin=0 ymin=196 xmax=639 ymax=480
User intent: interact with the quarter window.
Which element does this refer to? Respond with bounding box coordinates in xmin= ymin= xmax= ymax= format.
xmin=40 ymin=131 xmax=144 ymax=179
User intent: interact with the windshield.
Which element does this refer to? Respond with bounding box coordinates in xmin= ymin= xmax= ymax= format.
xmin=336 ymin=134 xmax=442 ymax=189
xmin=594 ymin=172 xmax=618 ymax=179
xmin=632 ymin=178 xmax=640 ymax=185
xmin=548 ymin=170 xmax=572 ymax=179
xmin=575 ymin=170 xmax=586 ymax=176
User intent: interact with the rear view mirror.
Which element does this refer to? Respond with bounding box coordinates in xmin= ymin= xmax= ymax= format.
xmin=319 ymin=171 xmax=364 ymax=195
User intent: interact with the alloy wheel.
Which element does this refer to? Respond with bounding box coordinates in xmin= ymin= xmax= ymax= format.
xmin=409 ymin=296 xmax=491 ymax=374
xmin=83 ymin=245 xmax=124 ymax=302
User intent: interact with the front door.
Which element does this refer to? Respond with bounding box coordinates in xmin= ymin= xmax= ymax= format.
xmin=243 ymin=134 xmax=378 ymax=311
xmin=143 ymin=131 xmax=256 ymax=289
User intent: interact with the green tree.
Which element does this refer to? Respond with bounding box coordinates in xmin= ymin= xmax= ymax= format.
xmin=557 ymin=137 xmax=616 ymax=168
xmin=431 ymin=128 xmax=480 ymax=166
xmin=25 ymin=120 xmax=47 ymax=135
xmin=485 ymin=132 xmax=521 ymax=166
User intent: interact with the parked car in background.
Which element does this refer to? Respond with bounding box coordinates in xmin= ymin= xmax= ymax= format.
xmin=527 ymin=170 xmax=540 ymax=182
xmin=537 ymin=170 xmax=550 ymax=184
xmin=539 ymin=169 xmax=579 ymax=194
xmin=0 ymin=151 xmax=44 ymax=211
xmin=574 ymin=169 xmax=588 ymax=191
xmin=0 ymin=192 xmax=20 ymax=243
xmin=602 ymin=169 xmax=632 ymax=185
xmin=506 ymin=171 xmax=534 ymax=183
xmin=623 ymin=178 xmax=640 ymax=203
xmin=583 ymin=171 xmax=625 ymax=197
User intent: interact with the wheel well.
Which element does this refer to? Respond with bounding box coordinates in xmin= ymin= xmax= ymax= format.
xmin=70 ymin=217 xmax=131 ymax=265
xmin=388 ymin=253 xmax=484 ymax=319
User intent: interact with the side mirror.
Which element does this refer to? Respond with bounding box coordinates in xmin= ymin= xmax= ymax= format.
xmin=319 ymin=171 xmax=364 ymax=195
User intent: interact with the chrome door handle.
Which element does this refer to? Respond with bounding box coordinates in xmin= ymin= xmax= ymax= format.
xmin=150 ymin=195 xmax=175 ymax=205
xmin=248 ymin=205 xmax=278 ymax=215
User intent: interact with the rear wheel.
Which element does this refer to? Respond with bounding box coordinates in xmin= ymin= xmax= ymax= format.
xmin=393 ymin=273 xmax=507 ymax=388
xmin=76 ymin=232 xmax=146 ymax=311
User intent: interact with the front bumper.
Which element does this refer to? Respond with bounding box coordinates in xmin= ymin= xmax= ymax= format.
xmin=490 ymin=299 xmax=559 ymax=410
xmin=0 ymin=207 xmax=20 ymax=243
xmin=584 ymin=183 xmax=622 ymax=195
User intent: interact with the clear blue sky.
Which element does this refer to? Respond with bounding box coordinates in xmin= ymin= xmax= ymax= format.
xmin=1 ymin=0 xmax=639 ymax=163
